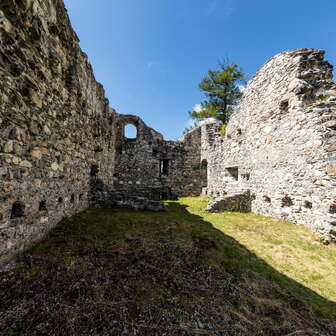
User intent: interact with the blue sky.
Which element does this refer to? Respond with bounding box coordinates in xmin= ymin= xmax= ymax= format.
xmin=64 ymin=0 xmax=336 ymax=139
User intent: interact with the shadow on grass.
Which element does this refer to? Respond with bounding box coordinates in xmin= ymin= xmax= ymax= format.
xmin=0 ymin=200 xmax=335 ymax=335
xmin=165 ymin=202 xmax=336 ymax=319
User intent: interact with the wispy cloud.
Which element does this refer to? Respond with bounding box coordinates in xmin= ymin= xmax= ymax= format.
xmin=206 ymin=0 xmax=234 ymax=18
xmin=206 ymin=0 xmax=218 ymax=16
xmin=199 ymin=117 xmax=217 ymax=124
xmin=193 ymin=103 xmax=202 ymax=113
xmin=238 ymin=84 xmax=246 ymax=93
xmin=146 ymin=61 xmax=169 ymax=76
xmin=186 ymin=118 xmax=197 ymax=129
xmin=147 ymin=61 xmax=159 ymax=70
xmin=185 ymin=117 xmax=217 ymax=130
xmin=185 ymin=104 xmax=217 ymax=131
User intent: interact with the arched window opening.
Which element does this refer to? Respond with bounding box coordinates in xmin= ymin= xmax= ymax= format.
xmin=124 ymin=124 xmax=137 ymax=139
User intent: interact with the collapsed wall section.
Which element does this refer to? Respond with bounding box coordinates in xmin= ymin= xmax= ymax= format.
xmin=204 ymin=49 xmax=336 ymax=240
xmin=0 ymin=0 xmax=116 ymax=263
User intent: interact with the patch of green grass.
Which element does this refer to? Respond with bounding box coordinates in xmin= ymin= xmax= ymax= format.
xmin=51 ymin=196 xmax=336 ymax=318
xmin=5 ymin=196 xmax=336 ymax=328
xmin=43 ymin=197 xmax=335 ymax=318
xmin=174 ymin=197 xmax=336 ymax=317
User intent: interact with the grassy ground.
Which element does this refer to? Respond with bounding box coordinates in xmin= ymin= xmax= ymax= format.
xmin=181 ymin=198 xmax=336 ymax=316
xmin=0 ymin=197 xmax=335 ymax=335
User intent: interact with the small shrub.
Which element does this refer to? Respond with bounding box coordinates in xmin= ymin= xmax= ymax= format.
xmin=220 ymin=124 xmax=227 ymax=137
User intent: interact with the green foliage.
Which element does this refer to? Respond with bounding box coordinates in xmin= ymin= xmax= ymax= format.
xmin=220 ymin=124 xmax=227 ymax=136
xmin=191 ymin=60 xmax=245 ymax=124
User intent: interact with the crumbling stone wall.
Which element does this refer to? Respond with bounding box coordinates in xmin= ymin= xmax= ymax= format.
xmin=204 ymin=49 xmax=336 ymax=241
xmin=179 ymin=126 xmax=207 ymax=196
xmin=0 ymin=0 xmax=116 ymax=263
xmin=2 ymin=0 xmax=335 ymax=265
xmin=113 ymin=114 xmax=205 ymax=200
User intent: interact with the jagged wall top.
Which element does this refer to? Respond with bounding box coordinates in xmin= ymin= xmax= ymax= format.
xmin=0 ymin=0 xmax=116 ymax=263
xmin=116 ymin=114 xmax=164 ymax=142
xmin=203 ymin=48 xmax=336 ymax=240
xmin=227 ymin=48 xmax=334 ymax=134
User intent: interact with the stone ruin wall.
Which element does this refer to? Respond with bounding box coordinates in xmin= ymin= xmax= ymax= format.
xmin=180 ymin=126 xmax=208 ymax=196
xmin=203 ymin=49 xmax=336 ymax=240
xmin=0 ymin=0 xmax=206 ymax=263
xmin=1 ymin=2 xmax=336 ymax=264
xmin=113 ymin=114 xmax=206 ymax=202
xmin=0 ymin=0 xmax=116 ymax=263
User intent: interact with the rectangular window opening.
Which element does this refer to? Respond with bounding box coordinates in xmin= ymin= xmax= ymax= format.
xmin=159 ymin=159 xmax=169 ymax=178
xmin=226 ymin=167 xmax=239 ymax=181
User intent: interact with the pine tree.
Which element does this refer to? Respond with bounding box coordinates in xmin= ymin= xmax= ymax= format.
xmin=191 ymin=60 xmax=245 ymax=124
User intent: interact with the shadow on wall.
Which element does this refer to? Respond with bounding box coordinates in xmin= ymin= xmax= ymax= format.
xmin=89 ymin=163 xmax=167 ymax=211
xmin=205 ymin=190 xmax=252 ymax=213
xmin=0 ymin=200 xmax=335 ymax=334
xmin=89 ymin=164 xmax=108 ymax=204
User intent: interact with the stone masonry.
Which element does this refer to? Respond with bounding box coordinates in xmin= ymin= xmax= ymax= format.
xmin=202 ymin=49 xmax=336 ymax=242
xmin=0 ymin=0 xmax=116 ymax=263
xmin=113 ymin=113 xmax=206 ymax=202
xmin=1 ymin=0 xmax=336 ymax=263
